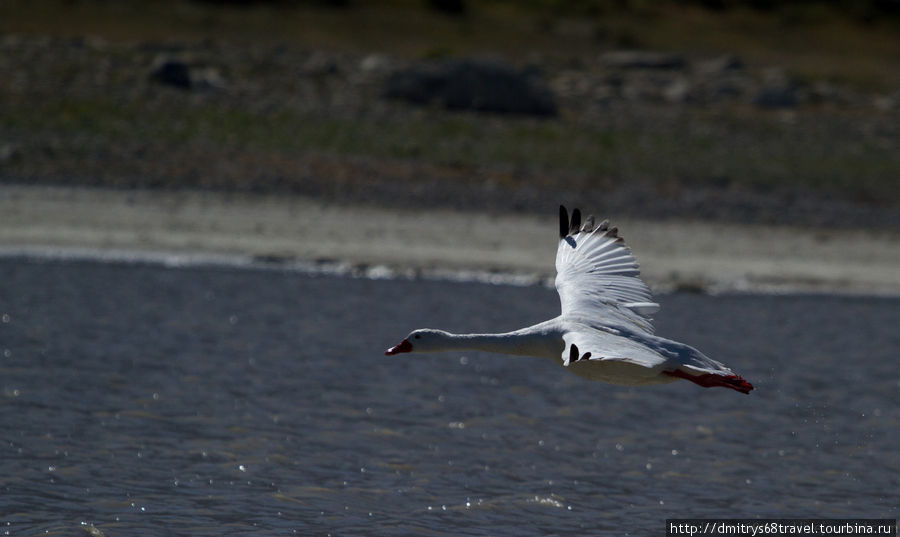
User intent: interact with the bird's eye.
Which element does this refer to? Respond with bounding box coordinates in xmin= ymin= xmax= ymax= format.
xmin=414 ymin=334 xmax=421 ymax=339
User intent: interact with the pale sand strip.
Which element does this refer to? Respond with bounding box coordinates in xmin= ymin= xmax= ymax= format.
xmin=1 ymin=185 xmax=898 ymax=295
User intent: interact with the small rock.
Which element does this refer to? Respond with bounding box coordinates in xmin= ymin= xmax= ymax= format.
xmin=600 ymin=50 xmax=686 ymax=70
xmin=754 ymin=85 xmax=799 ymax=108
xmin=149 ymin=56 xmax=226 ymax=90
xmin=191 ymin=66 xmax=227 ymax=90
xmin=360 ymin=53 xmax=393 ymax=74
xmin=663 ymin=76 xmax=691 ymax=103
xmin=808 ymin=80 xmax=857 ymax=106
xmin=873 ymin=92 xmax=898 ymax=111
xmin=705 ymin=79 xmax=746 ymax=102
xmin=149 ymin=58 xmax=192 ymax=89
xmin=302 ymin=51 xmax=338 ymax=76
xmin=0 ymin=144 xmax=21 ymax=164
xmin=695 ymin=54 xmax=743 ymax=74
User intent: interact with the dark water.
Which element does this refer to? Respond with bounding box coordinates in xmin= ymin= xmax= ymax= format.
xmin=1 ymin=258 xmax=897 ymax=536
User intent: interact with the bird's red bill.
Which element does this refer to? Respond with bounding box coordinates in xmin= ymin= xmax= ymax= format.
xmin=385 ymin=339 xmax=413 ymax=355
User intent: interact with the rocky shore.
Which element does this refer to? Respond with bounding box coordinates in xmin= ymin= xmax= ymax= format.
xmin=1 ymin=27 xmax=898 ymax=293
xmin=2 ymin=33 xmax=898 ymax=230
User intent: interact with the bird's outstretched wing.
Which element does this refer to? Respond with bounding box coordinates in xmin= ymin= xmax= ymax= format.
xmin=555 ymin=206 xmax=659 ymax=333
xmin=561 ymin=329 xmax=666 ymax=368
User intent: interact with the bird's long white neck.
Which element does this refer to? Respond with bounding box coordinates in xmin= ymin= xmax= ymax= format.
xmin=442 ymin=332 xmax=534 ymax=356
xmin=431 ymin=322 xmax=563 ymax=359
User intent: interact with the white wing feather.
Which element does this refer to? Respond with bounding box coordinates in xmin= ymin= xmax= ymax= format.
xmin=555 ymin=215 xmax=659 ymax=333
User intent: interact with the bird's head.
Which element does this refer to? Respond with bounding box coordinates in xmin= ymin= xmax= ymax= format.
xmin=384 ymin=329 xmax=450 ymax=355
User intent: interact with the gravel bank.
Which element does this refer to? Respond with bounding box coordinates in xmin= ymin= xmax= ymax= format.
xmin=2 ymin=185 xmax=898 ymax=295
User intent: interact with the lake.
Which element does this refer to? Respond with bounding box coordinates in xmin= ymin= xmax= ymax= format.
xmin=0 ymin=258 xmax=897 ymax=536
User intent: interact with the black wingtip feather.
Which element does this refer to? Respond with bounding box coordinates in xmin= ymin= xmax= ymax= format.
xmin=560 ymin=205 xmax=588 ymax=238
xmin=570 ymin=208 xmax=581 ymax=236
xmin=559 ymin=205 xmax=569 ymax=238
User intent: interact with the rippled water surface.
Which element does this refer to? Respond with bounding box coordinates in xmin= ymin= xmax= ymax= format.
xmin=1 ymin=258 xmax=897 ymax=536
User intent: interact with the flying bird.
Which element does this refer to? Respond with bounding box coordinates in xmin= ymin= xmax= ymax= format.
xmin=386 ymin=206 xmax=753 ymax=394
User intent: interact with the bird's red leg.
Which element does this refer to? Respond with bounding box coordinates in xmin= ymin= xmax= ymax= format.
xmin=665 ymin=369 xmax=753 ymax=394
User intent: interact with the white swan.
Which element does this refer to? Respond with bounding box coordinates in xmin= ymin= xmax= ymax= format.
xmin=386 ymin=206 xmax=753 ymax=394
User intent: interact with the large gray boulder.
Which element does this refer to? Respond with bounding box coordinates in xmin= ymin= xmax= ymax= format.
xmin=383 ymin=58 xmax=557 ymax=116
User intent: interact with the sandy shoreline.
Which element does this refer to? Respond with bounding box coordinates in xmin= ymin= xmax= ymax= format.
xmin=1 ymin=185 xmax=898 ymax=295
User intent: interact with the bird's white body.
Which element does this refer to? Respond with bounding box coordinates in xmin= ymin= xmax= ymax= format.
xmin=386 ymin=207 xmax=753 ymax=394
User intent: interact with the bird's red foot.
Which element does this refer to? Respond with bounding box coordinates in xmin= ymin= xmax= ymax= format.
xmin=665 ymin=369 xmax=754 ymax=394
